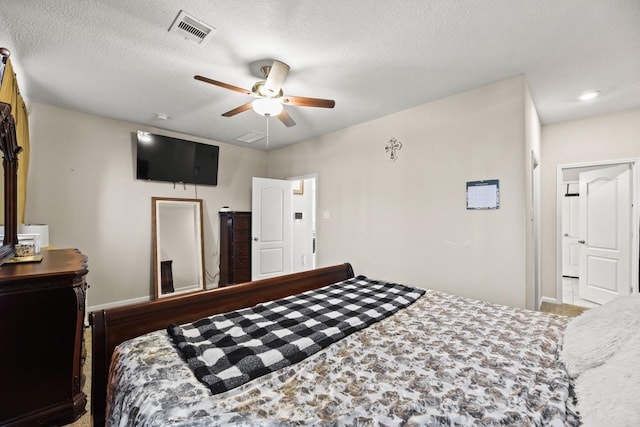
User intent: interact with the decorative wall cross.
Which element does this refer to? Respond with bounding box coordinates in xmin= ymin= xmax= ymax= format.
xmin=385 ymin=137 xmax=402 ymax=161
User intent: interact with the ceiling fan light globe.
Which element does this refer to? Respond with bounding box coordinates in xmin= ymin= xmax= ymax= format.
xmin=252 ymin=98 xmax=283 ymax=116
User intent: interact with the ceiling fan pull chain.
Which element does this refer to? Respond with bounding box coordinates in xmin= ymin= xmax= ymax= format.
xmin=266 ymin=114 xmax=270 ymax=150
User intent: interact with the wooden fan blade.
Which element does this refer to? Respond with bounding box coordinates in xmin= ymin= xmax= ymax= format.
xmin=222 ymin=102 xmax=253 ymax=117
xmin=194 ymin=75 xmax=252 ymax=95
xmin=264 ymin=60 xmax=290 ymax=96
xmin=277 ymin=108 xmax=296 ymax=127
xmin=282 ymin=95 xmax=335 ymax=108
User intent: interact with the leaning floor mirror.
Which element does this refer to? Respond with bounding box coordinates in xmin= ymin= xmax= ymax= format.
xmin=152 ymin=197 xmax=205 ymax=299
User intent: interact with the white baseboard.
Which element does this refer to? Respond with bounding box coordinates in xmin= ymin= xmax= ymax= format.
xmin=539 ymin=296 xmax=558 ymax=307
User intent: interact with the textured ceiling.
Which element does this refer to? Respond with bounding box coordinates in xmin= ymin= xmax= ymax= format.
xmin=0 ymin=1 xmax=638 ymax=150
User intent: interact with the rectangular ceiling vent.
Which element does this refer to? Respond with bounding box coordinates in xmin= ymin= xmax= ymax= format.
xmin=235 ymin=131 xmax=267 ymax=144
xmin=168 ymin=10 xmax=216 ymax=45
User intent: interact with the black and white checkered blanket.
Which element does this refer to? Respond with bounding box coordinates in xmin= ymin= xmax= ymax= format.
xmin=167 ymin=275 xmax=425 ymax=395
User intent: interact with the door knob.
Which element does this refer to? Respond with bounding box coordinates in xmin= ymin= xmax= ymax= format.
xmin=564 ymin=233 xmax=569 ymax=237
xmin=253 ymin=237 xmax=259 ymax=242
xmin=578 ymin=240 xmax=585 ymax=244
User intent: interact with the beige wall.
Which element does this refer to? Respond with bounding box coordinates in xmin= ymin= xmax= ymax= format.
xmin=25 ymin=103 xmax=267 ymax=308
xmin=25 ymin=75 xmax=545 ymax=310
xmin=540 ymin=108 xmax=640 ymax=300
xmin=268 ymin=76 xmax=532 ymax=308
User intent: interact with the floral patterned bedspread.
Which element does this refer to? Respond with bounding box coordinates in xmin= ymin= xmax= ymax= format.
xmin=107 ymin=290 xmax=577 ymax=426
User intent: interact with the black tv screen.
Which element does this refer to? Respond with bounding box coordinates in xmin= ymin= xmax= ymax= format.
xmin=136 ymin=131 xmax=219 ymax=186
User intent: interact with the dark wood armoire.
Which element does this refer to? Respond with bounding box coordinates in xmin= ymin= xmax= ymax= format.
xmin=219 ymin=211 xmax=251 ymax=287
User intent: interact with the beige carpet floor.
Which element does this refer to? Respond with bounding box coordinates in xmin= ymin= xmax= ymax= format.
xmin=539 ymin=301 xmax=589 ymax=317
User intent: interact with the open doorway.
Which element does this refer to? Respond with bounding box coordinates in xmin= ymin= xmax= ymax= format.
xmin=556 ymin=159 xmax=639 ymax=307
xmin=288 ymin=174 xmax=317 ymax=273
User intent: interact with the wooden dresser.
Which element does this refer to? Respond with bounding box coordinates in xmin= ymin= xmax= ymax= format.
xmin=0 ymin=248 xmax=88 ymax=426
xmin=219 ymin=211 xmax=251 ymax=286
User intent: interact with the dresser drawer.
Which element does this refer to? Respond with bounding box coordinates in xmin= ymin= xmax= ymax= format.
xmin=233 ymin=230 xmax=251 ymax=243
xmin=232 ymin=215 xmax=250 ymax=231
xmin=233 ymin=255 xmax=250 ymax=269
xmin=233 ymin=269 xmax=251 ymax=283
xmin=233 ymin=243 xmax=250 ymax=257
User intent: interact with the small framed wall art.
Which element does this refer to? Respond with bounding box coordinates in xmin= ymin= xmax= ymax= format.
xmin=466 ymin=179 xmax=500 ymax=210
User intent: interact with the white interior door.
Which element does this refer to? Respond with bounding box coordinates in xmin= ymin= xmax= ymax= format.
xmin=562 ymin=182 xmax=581 ymax=277
xmin=578 ymin=164 xmax=632 ymax=304
xmin=251 ymin=177 xmax=293 ymax=281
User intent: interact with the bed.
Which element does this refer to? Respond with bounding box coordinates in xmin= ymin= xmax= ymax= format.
xmin=91 ymin=263 xmax=640 ymax=427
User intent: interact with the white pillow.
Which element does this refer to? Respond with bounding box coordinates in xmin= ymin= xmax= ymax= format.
xmin=560 ymin=293 xmax=640 ymax=378
xmin=574 ymin=333 xmax=640 ymax=427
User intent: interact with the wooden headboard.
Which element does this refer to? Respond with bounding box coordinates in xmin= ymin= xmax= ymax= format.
xmin=90 ymin=263 xmax=354 ymax=427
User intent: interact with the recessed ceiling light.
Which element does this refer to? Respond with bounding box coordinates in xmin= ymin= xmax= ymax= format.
xmin=578 ymin=91 xmax=601 ymax=101
xmin=154 ymin=113 xmax=170 ymax=120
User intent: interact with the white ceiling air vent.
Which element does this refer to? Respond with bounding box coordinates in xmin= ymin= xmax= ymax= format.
xmin=235 ymin=131 xmax=267 ymax=144
xmin=168 ymin=10 xmax=216 ymax=45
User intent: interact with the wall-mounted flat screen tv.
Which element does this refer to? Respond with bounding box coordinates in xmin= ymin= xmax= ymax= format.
xmin=136 ymin=131 xmax=219 ymax=186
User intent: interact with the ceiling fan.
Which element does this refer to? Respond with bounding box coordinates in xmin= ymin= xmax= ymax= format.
xmin=194 ymin=60 xmax=335 ymax=127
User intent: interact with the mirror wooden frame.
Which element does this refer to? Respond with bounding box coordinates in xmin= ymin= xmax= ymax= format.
xmin=0 ymin=102 xmax=21 ymax=265
xmin=152 ymin=197 xmax=206 ymax=299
